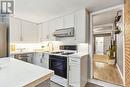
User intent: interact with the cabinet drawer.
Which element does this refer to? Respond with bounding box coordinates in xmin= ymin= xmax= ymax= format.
xmin=69 ymin=58 xmax=80 ymax=64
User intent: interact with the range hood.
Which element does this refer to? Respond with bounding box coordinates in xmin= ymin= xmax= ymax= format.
xmin=53 ymin=27 xmax=74 ymax=37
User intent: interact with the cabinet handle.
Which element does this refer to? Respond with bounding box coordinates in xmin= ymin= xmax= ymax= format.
xmin=71 ymin=59 xmax=78 ymax=62
xmin=20 ymin=36 xmax=23 ymax=41
xmin=40 ymin=59 xmax=42 ymax=63
xmin=47 ymin=35 xmax=49 ymax=39
xmin=42 ymin=54 xmax=44 ymax=57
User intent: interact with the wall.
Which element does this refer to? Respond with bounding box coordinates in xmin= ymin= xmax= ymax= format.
xmin=116 ymin=14 xmax=124 ymax=76
xmin=124 ymin=0 xmax=130 ymax=86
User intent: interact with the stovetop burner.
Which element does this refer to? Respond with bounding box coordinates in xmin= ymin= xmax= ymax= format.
xmin=61 ymin=52 xmax=74 ymax=55
xmin=51 ymin=51 xmax=75 ymax=55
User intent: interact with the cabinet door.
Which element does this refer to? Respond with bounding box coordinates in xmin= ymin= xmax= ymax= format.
xmin=38 ymin=22 xmax=49 ymax=42
xmin=75 ymin=10 xmax=86 ymax=43
xmin=10 ymin=17 xmax=22 ymax=42
xmin=57 ymin=17 xmax=64 ymax=29
xmin=33 ymin=53 xmax=42 ymax=66
xmin=64 ymin=14 xmax=74 ymax=28
xmin=42 ymin=53 xmax=49 ymax=68
xmin=69 ymin=58 xmax=80 ymax=87
xmin=22 ymin=21 xmax=38 ymax=43
xmin=48 ymin=19 xmax=57 ymax=41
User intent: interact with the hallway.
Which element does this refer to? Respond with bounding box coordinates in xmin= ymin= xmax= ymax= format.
xmin=93 ymin=55 xmax=123 ymax=85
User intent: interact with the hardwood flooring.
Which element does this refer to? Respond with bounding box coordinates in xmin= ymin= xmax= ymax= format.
xmin=93 ymin=55 xmax=123 ymax=85
xmin=93 ymin=54 xmax=109 ymax=63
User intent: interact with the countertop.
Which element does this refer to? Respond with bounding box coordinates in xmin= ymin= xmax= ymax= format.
xmin=0 ymin=57 xmax=54 ymax=87
xmin=69 ymin=52 xmax=88 ymax=58
xmin=10 ymin=51 xmax=88 ymax=58
xmin=10 ymin=51 xmax=35 ymax=55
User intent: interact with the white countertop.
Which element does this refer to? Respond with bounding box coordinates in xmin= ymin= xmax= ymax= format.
xmin=10 ymin=51 xmax=35 ymax=55
xmin=69 ymin=52 xmax=88 ymax=58
xmin=0 ymin=57 xmax=54 ymax=87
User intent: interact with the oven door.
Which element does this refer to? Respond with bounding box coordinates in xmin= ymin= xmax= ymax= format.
xmin=49 ymin=55 xmax=67 ymax=78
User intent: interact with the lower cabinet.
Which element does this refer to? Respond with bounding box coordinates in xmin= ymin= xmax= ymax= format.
xmin=12 ymin=53 xmax=34 ymax=64
xmin=42 ymin=53 xmax=49 ymax=69
xmin=33 ymin=52 xmax=49 ymax=68
xmin=33 ymin=52 xmax=43 ymax=66
xmin=69 ymin=55 xmax=88 ymax=87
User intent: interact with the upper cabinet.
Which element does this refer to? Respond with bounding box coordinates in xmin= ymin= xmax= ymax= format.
xmin=48 ymin=19 xmax=57 ymax=41
xmin=56 ymin=17 xmax=64 ymax=29
xmin=75 ymin=9 xmax=89 ymax=43
xmin=10 ymin=17 xmax=22 ymax=43
xmin=21 ymin=21 xmax=38 ymax=43
xmin=10 ymin=17 xmax=39 ymax=43
xmin=63 ymin=14 xmax=75 ymax=28
xmin=38 ymin=9 xmax=89 ymax=44
xmin=38 ymin=22 xmax=49 ymax=42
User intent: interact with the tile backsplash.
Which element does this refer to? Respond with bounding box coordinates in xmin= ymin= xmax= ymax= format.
xmin=10 ymin=41 xmax=63 ymax=52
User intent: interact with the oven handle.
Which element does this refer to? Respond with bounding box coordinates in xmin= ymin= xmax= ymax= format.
xmin=49 ymin=58 xmax=66 ymax=62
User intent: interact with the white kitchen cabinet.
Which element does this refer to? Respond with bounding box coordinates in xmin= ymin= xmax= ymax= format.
xmin=48 ymin=19 xmax=57 ymax=41
xmin=63 ymin=14 xmax=75 ymax=28
xmin=10 ymin=17 xmax=39 ymax=43
xmin=33 ymin=52 xmax=43 ymax=66
xmin=42 ymin=53 xmax=49 ymax=68
xmin=22 ymin=21 xmax=38 ymax=43
xmin=69 ymin=55 xmax=88 ymax=87
xmin=69 ymin=58 xmax=80 ymax=87
xmin=10 ymin=17 xmax=22 ymax=43
xmin=56 ymin=17 xmax=64 ymax=29
xmin=33 ymin=52 xmax=49 ymax=68
xmin=38 ymin=22 xmax=49 ymax=42
xmin=75 ymin=9 xmax=89 ymax=43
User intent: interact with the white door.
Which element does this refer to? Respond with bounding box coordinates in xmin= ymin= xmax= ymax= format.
xmin=95 ymin=37 xmax=104 ymax=55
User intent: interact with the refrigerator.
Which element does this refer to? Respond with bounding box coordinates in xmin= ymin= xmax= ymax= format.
xmin=0 ymin=23 xmax=8 ymax=58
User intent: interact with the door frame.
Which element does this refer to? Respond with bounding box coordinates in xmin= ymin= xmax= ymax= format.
xmin=89 ymin=4 xmax=125 ymax=85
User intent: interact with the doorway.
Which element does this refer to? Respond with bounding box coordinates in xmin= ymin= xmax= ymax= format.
xmin=90 ymin=6 xmax=124 ymax=86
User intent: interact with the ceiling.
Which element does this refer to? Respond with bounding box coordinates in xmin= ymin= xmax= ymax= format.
xmin=93 ymin=11 xmax=117 ymax=26
xmin=93 ymin=24 xmax=113 ymax=34
xmin=93 ymin=8 xmax=123 ymax=35
xmin=14 ymin=0 xmax=123 ymax=23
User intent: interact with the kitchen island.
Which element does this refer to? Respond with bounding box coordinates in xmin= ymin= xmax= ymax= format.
xmin=0 ymin=57 xmax=54 ymax=87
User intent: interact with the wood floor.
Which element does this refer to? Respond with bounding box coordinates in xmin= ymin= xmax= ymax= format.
xmin=93 ymin=54 xmax=109 ymax=63
xmin=93 ymin=55 xmax=123 ymax=86
xmin=51 ymin=82 xmax=102 ymax=87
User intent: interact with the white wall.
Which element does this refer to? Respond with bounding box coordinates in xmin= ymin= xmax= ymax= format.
xmin=116 ymin=15 xmax=124 ymax=76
